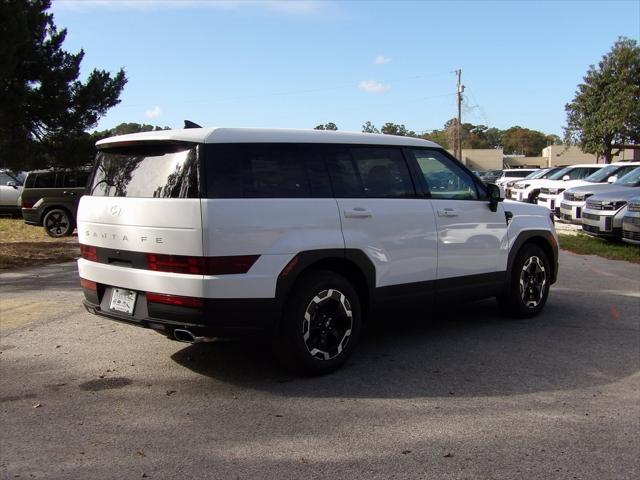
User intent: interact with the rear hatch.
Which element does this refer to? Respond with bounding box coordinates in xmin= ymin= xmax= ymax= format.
xmin=77 ymin=142 xmax=203 ymax=259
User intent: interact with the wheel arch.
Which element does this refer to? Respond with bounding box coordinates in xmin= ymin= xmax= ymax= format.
xmin=275 ymin=249 xmax=375 ymax=325
xmin=41 ymin=204 xmax=74 ymax=225
xmin=507 ymin=230 xmax=558 ymax=287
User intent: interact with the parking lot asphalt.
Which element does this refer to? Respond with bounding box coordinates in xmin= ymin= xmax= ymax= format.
xmin=1 ymin=252 xmax=639 ymax=480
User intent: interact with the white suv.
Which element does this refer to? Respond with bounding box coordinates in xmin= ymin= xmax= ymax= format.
xmin=77 ymin=128 xmax=558 ymax=374
xmin=536 ymin=164 xmax=603 ymax=216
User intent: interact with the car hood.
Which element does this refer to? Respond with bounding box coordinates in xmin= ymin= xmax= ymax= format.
xmin=565 ymin=183 xmax=637 ymax=195
xmin=511 ymin=178 xmax=548 ymax=188
xmin=503 ymin=199 xmax=550 ymax=217
xmin=588 ymin=187 xmax=640 ymax=203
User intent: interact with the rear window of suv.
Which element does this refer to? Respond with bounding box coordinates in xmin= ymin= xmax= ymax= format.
xmin=90 ymin=143 xmax=199 ymax=198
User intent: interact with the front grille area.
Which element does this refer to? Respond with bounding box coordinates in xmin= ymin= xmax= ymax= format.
xmin=560 ymin=202 xmax=572 ymax=210
xmin=629 ymin=203 xmax=640 ymax=213
xmin=540 ymin=188 xmax=550 ymax=195
xmin=583 ymin=224 xmax=600 ymax=233
xmin=622 ymin=230 xmax=640 ymax=241
xmin=582 ymin=212 xmax=600 ymax=221
xmin=564 ymin=193 xmax=576 ymax=201
xmin=586 ymin=201 xmax=602 ymax=210
xmin=623 ymin=216 xmax=640 ymax=226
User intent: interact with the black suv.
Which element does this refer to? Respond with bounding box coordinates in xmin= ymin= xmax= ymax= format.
xmin=21 ymin=169 xmax=90 ymax=237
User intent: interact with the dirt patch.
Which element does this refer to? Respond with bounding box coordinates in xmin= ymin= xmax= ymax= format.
xmin=0 ymin=218 xmax=79 ymax=269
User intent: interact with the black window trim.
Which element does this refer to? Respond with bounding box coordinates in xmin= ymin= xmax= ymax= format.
xmin=404 ymin=147 xmax=489 ymax=201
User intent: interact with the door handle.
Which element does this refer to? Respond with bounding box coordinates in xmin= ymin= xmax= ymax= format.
xmin=437 ymin=208 xmax=458 ymax=217
xmin=344 ymin=207 xmax=372 ymax=218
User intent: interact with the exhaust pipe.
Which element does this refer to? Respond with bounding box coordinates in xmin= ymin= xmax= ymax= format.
xmin=173 ymin=329 xmax=215 ymax=344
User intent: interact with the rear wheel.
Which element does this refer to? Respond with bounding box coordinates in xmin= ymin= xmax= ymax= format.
xmin=43 ymin=208 xmax=74 ymax=237
xmin=498 ymin=244 xmax=550 ymax=318
xmin=277 ymin=270 xmax=362 ymax=375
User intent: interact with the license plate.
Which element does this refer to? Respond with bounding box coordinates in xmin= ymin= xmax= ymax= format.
xmin=110 ymin=288 xmax=137 ymax=315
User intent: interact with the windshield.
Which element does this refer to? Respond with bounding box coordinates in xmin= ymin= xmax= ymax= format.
xmin=614 ymin=167 xmax=640 ymax=187
xmin=90 ymin=143 xmax=199 ymax=198
xmin=526 ymin=169 xmax=547 ymax=180
xmin=548 ymin=167 xmax=572 ymax=180
xmin=584 ymin=165 xmax=621 ymax=183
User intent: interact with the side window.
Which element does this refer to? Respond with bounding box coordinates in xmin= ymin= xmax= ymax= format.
xmin=33 ymin=172 xmax=54 ymax=188
xmin=349 ymin=147 xmax=415 ymax=198
xmin=325 ymin=147 xmax=415 ymax=198
xmin=411 ymin=149 xmax=480 ymax=200
xmin=206 ymin=144 xmax=331 ymax=198
xmin=0 ymin=172 xmax=11 ymax=185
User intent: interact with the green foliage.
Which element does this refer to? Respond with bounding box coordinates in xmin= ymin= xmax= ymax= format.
xmin=380 ymin=122 xmax=417 ymax=137
xmin=564 ymin=37 xmax=640 ymax=163
xmin=0 ymin=0 xmax=127 ymax=171
xmin=502 ymin=126 xmax=548 ymax=156
xmin=314 ymin=122 xmax=338 ymax=130
xmin=361 ymin=121 xmax=379 ymax=134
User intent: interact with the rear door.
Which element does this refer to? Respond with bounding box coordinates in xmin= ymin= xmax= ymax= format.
xmin=78 ymin=142 xmax=203 ymax=258
xmin=329 ymin=146 xmax=438 ymax=295
xmin=408 ymin=148 xmax=508 ymax=286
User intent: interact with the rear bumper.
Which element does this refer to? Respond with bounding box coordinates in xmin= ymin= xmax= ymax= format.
xmin=82 ymin=289 xmax=280 ymax=338
xmin=21 ymin=208 xmax=40 ymax=225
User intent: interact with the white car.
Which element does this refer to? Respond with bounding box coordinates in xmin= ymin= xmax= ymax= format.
xmin=505 ymin=167 xmax=562 ymax=201
xmin=559 ymin=164 xmax=640 ymax=224
xmin=535 ymin=164 xmax=603 ymax=216
xmin=0 ymin=170 xmax=25 ymax=215
xmin=77 ymin=127 xmax=558 ymax=374
xmin=622 ymin=197 xmax=640 ymax=245
xmin=509 ymin=166 xmax=569 ymax=203
xmin=493 ymin=169 xmax=538 ymax=195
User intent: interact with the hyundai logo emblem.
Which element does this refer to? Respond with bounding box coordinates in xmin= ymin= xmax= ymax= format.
xmin=109 ymin=205 xmax=123 ymax=216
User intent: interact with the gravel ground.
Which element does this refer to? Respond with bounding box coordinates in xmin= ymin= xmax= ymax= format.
xmin=1 ymin=252 xmax=639 ymax=480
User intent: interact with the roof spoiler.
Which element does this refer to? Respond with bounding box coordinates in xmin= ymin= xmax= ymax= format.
xmin=184 ymin=120 xmax=202 ymax=129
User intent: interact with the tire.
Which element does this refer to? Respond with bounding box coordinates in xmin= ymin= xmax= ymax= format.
xmin=43 ymin=208 xmax=74 ymax=237
xmin=276 ymin=270 xmax=362 ymax=375
xmin=529 ymin=191 xmax=540 ymax=204
xmin=497 ymin=244 xmax=551 ymax=318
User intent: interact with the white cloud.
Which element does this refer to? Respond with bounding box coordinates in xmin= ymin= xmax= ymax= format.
xmin=374 ymin=55 xmax=392 ymax=65
xmin=55 ymin=0 xmax=328 ymax=14
xmin=358 ymin=80 xmax=391 ymax=94
xmin=145 ymin=106 xmax=162 ymax=119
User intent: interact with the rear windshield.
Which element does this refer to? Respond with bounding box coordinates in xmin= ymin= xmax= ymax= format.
xmin=90 ymin=143 xmax=199 ymax=198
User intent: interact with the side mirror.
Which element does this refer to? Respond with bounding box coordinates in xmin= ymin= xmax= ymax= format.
xmin=607 ymin=175 xmax=617 ymax=183
xmin=487 ymin=183 xmax=503 ymax=212
xmin=562 ymin=175 xmax=570 ymax=181
xmin=6 ymin=181 xmax=17 ymax=189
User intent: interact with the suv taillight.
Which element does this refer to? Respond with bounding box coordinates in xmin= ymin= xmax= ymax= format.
xmin=80 ymin=278 xmax=97 ymax=291
xmin=146 ymin=254 xmax=259 ymax=275
xmin=80 ymin=244 xmax=98 ymax=262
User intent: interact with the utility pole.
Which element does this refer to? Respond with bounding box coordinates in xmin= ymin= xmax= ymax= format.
xmin=455 ymin=69 xmax=464 ymax=161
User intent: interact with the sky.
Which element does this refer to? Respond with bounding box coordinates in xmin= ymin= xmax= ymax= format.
xmin=51 ymin=0 xmax=640 ymax=136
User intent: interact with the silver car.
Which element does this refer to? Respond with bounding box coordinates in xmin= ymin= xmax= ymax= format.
xmin=622 ymin=197 xmax=640 ymax=245
xmin=581 ymin=186 xmax=640 ymax=240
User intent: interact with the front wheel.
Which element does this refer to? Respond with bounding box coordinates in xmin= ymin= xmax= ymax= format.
xmin=43 ymin=209 xmax=74 ymax=237
xmin=277 ymin=270 xmax=362 ymax=375
xmin=497 ymin=244 xmax=551 ymax=318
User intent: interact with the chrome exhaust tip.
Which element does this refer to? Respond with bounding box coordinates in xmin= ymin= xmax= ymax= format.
xmin=173 ymin=329 xmax=215 ymax=344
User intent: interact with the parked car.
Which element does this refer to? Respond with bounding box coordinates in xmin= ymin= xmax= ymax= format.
xmin=504 ymin=168 xmax=557 ymax=200
xmin=621 ymin=197 xmax=640 ymax=245
xmin=535 ymin=164 xmax=603 ymax=216
xmin=559 ymin=166 xmax=640 ymax=224
xmin=0 ymin=170 xmax=25 ymax=216
xmin=21 ymin=168 xmax=90 ymax=237
xmin=477 ymin=169 xmax=503 ymax=184
xmin=493 ymin=169 xmax=538 ymax=195
xmin=581 ymin=186 xmax=640 ymax=240
xmin=508 ymin=166 xmax=566 ymax=202
xmin=77 ymin=127 xmax=558 ymax=375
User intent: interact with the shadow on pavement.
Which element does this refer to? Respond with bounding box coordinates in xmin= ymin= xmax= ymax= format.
xmin=171 ymin=298 xmax=639 ymax=399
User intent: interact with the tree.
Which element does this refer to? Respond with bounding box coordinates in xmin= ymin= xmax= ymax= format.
xmin=380 ymin=122 xmax=416 ymax=137
xmin=0 ymin=0 xmax=127 ymax=171
xmin=502 ymin=126 xmax=548 ymax=156
xmin=361 ymin=121 xmax=379 ymax=134
xmin=314 ymin=122 xmax=338 ymax=130
xmin=564 ymin=37 xmax=640 ymax=163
